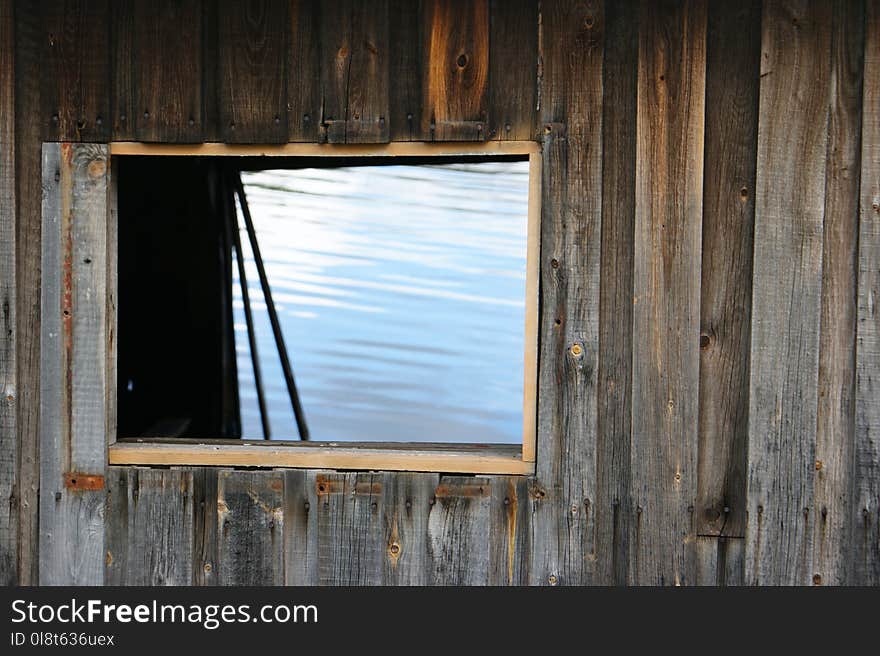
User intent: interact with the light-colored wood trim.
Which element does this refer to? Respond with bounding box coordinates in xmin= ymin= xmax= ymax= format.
xmin=109 ymin=140 xmax=539 ymax=158
xmin=522 ymin=150 xmax=541 ymax=463
xmin=109 ymin=440 xmax=534 ymax=475
xmin=107 ymin=140 xmax=542 ymax=474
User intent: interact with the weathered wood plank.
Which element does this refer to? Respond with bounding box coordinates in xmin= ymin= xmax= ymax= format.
xmin=0 ymin=0 xmax=16 ymax=586
xmin=596 ymin=0 xmax=638 ymax=586
xmin=288 ymin=0 xmax=321 ymax=142
xmin=696 ymin=0 xmax=761 ymax=540
xmin=632 ymin=0 xmax=706 ymax=586
xmin=381 ymin=473 xmax=438 ymax=585
xmin=488 ymin=0 xmax=537 ymax=141
xmin=105 ymin=467 xmax=194 ymax=586
xmin=422 ymin=0 xmax=489 ymax=141
xmin=320 ymin=0 xmax=390 ymax=143
xmin=283 ymin=469 xmax=318 ymax=584
xmin=109 ymin=0 xmax=134 ymax=140
xmin=133 ymin=0 xmax=203 ymax=142
xmin=427 ymin=476 xmax=490 ymax=585
xmin=14 ymin=2 xmax=42 ymax=585
xmin=216 ymin=469 xmax=284 ymax=585
xmin=746 ymin=0 xmax=832 ymax=586
xmin=531 ymin=0 xmax=604 ymax=586
xmin=192 ymin=467 xmax=220 ymax=585
xmin=488 ymin=476 xmax=531 ymax=585
xmin=388 ymin=0 xmax=423 ymax=141
xmin=814 ymin=0 xmax=865 ymax=587
xmin=40 ymin=0 xmax=111 ymax=142
xmin=314 ymin=472 xmax=384 ymax=585
xmin=39 ymin=143 xmax=110 ymax=585
xmin=854 ymin=0 xmax=880 ymax=587
xmin=695 ymin=536 xmax=744 ymax=586
xmin=219 ymin=0 xmax=288 ymax=143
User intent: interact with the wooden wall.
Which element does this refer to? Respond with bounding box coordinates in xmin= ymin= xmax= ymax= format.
xmin=1 ymin=0 xmax=878 ymax=585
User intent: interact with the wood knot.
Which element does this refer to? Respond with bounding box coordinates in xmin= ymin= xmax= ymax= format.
xmin=699 ymin=333 xmax=711 ymax=349
xmin=812 ymin=573 xmax=822 ymax=585
xmin=569 ymin=343 xmax=583 ymax=358
xmin=457 ymin=53 xmax=468 ymax=68
xmin=88 ymin=159 xmax=106 ymax=179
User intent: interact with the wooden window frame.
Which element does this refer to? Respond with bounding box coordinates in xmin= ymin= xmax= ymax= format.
xmin=42 ymin=141 xmax=541 ymax=477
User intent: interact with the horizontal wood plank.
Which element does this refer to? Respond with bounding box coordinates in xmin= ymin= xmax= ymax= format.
xmin=110 ymin=440 xmax=533 ymax=475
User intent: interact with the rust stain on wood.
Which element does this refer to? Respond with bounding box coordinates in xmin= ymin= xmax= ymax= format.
xmin=434 ymin=481 xmax=488 ymax=498
xmin=355 ymin=480 xmax=382 ymax=496
xmin=315 ymin=475 xmax=343 ymax=496
xmin=64 ymin=472 xmax=104 ymax=491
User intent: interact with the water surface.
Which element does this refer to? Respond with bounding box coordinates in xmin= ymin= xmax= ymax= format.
xmin=233 ymin=160 xmax=529 ymax=443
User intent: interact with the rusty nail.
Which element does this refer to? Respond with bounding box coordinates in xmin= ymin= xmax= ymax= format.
xmin=204 ymin=562 xmax=212 ymax=573
xmin=548 ymin=574 xmax=558 ymax=586
xmin=503 ymin=497 xmax=510 ymax=506
xmin=812 ymin=573 xmax=822 ymax=585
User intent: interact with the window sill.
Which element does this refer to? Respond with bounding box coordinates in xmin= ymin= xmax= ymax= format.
xmin=109 ymin=438 xmax=535 ymax=475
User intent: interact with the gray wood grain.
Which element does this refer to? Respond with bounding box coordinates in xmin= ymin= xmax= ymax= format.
xmin=192 ymin=467 xmax=220 ymax=585
xmin=489 ymin=476 xmax=531 ymax=585
xmin=105 ymin=467 xmax=194 ymax=585
xmin=631 ymin=0 xmax=706 ymax=586
xmin=14 ymin=2 xmax=42 ymax=586
xmin=283 ymin=469 xmax=318 ymax=585
xmin=217 ymin=469 xmax=284 ymax=585
xmin=0 ymin=0 xmax=17 ymax=586
xmin=314 ymin=472 xmax=384 ymax=585
xmin=814 ymin=0 xmax=865 ymax=587
xmin=39 ymin=143 xmax=110 ymax=585
xmin=596 ymin=0 xmax=638 ymax=586
xmin=695 ymin=536 xmax=744 ymax=586
xmin=696 ymin=0 xmax=761 ymax=541
xmin=381 ymin=473 xmax=437 ymax=586
xmin=747 ymin=0 xmax=831 ymax=586
xmin=427 ymin=476 xmax=490 ymax=585
xmin=854 ymin=0 xmax=880 ymax=587
xmin=532 ymin=0 xmax=603 ymax=587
